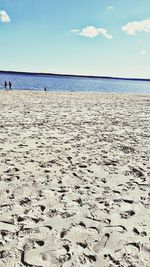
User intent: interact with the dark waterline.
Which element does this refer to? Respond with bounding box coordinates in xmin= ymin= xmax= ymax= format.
xmin=0 ymin=72 xmax=150 ymax=94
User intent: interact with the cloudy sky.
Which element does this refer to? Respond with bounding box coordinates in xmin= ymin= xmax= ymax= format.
xmin=0 ymin=0 xmax=150 ymax=78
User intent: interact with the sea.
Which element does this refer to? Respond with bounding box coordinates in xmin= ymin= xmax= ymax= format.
xmin=0 ymin=72 xmax=150 ymax=94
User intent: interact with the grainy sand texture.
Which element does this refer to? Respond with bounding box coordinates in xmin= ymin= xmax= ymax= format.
xmin=0 ymin=91 xmax=150 ymax=267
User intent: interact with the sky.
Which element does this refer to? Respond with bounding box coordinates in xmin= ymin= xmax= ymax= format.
xmin=0 ymin=0 xmax=150 ymax=78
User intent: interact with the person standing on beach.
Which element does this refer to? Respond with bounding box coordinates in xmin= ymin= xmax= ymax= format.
xmin=9 ymin=81 xmax=12 ymax=90
xmin=4 ymin=81 xmax=7 ymax=91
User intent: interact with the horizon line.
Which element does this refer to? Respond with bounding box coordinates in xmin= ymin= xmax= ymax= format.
xmin=0 ymin=70 xmax=150 ymax=82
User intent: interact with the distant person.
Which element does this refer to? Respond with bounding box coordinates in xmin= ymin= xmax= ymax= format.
xmin=9 ymin=81 xmax=12 ymax=90
xmin=4 ymin=81 xmax=7 ymax=91
xmin=44 ymin=87 xmax=47 ymax=92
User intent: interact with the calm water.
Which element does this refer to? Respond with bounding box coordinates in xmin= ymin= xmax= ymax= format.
xmin=0 ymin=73 xmax=150 ymax=93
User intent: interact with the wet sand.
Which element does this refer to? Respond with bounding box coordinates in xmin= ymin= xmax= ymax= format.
xmin=0 ymin=91 xmax=150 ymax=267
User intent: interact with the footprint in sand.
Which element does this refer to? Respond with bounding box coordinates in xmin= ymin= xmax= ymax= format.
xmin=125 ymin=242 xmax=140 ymax=254
xmin=120 ymin=210 xmax=135 ymax=219
xmin=93 ymin=233 xmax=110 ymax=253
xmin=23 ymin=236 xmax=69 ymax=266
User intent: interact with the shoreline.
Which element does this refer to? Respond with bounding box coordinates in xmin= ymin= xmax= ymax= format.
xmin=0 ymin=89 xmax=150 ymax=96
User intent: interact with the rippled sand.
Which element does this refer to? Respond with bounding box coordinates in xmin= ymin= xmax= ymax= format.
xmin=0 ymin=91 xmax=150 ymax=267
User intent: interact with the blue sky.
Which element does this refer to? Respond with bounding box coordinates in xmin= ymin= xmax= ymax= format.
xmin=0 ymin=0 xmax=150 ymax=78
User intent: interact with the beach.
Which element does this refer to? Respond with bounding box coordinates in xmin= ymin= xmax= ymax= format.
xmin=0 ymin=90 xmax=150 ymax=267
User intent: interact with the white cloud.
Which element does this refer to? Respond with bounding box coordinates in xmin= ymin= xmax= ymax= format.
xmin=0 ymin=10 xmax=10 ymax=23
xmin=140 ymin=50 xmax=147 ymax=55
xmin=106 ymin=6 xmax=114 ymax=11
xmin=122 ymin=19 xmax=150 ymax=35
xmin=71 ymin=26 xmax=113 ymax=39
xmin=70 ymin=29 xmax=80 ymax=33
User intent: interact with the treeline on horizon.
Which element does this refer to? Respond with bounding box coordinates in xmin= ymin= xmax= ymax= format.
xmin=0 ymin=70 xmax=150 ymax=82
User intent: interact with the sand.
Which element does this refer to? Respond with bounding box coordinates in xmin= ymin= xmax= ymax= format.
xmin=0 ymin=90 xmax=149 ymax=267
